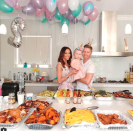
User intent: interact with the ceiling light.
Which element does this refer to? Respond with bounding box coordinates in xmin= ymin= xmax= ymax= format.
xmin=62 ymin=24 xmax=68 ymax=35
xmin=125 ymin=24 xmax=132 ymax=35
xmin=0 ymin=24 xmax=7 ymax=35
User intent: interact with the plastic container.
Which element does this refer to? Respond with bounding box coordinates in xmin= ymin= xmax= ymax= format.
xmin=56 ymin=97 xmax=66 ymax=104
xmin=8 ymin=96 xmax=16 ymax=104
xmin=9 ymin=93 xmax=15 ymax=97
xmin=82 ymin=97 xmax=91 ymax=104
xmin=26 ymin=93 xmax=33 ymax=101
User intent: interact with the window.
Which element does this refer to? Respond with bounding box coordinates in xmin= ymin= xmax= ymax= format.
xmin=15 ymin=36 xmax=52 ymax=68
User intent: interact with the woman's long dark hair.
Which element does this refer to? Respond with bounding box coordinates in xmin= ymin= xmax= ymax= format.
xmin=58 ymin=47 xmax=72 ymax=68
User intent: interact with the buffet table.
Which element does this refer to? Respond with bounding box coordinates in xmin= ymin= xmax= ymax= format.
xmin=1 ymin=99 xmax=133 ymax=131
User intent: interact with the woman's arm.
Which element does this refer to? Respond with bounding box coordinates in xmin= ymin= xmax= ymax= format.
xmin=57 ymin=64 xmax=78 ymax=84
xmin=77 ymin=73 xmax=94 ymax=85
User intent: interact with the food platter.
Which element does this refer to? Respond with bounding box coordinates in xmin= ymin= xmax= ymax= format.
xmin=94 ymin=90 xmax=113 ymax=101
xmin=25 ymin=110 xmax=61 ymax=130
xmin=113 ymin=94 xmax=130 ymax=101
xmin=129 ymin=99 xmax=133 ymax=106
xmin=0 ymin=100 xmax=50 ymax=128
xmin=0 ymin=108 xmax=34 ymax=128
xmin=94 ymin=110 xmax=133 ymax=129
xmin=37 ymin=90 xmax=55 ymax=100
xmin=95 ymin=95 xmax=114 ymax=101
xmin=113 ymin=91 xmax=133 ymax=100
xmin=63 ymin=108 xmax=96 ymax=129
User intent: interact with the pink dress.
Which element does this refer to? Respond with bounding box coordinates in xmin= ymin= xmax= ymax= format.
xmin=70 ymin=59 xmax=85 ymax=82
xmin=57 ymin=62 xmax=73 ymax=90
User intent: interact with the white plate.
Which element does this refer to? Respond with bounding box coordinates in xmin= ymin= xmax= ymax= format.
xmin=95 ymin=95 xmax=113 ymax=101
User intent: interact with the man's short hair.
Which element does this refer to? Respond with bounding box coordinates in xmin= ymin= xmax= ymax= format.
xmin=84 ymin=44 xmax=93 ymax=51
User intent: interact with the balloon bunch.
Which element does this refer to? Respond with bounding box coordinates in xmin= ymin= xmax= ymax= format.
xmin=0 ymin=0 xmax=98 ymax=26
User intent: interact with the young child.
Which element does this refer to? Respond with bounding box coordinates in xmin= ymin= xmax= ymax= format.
xmin=70 ymin=44 xmax=95 ymax=91
xmin=70 ymin=44 xmax=85 ymax=82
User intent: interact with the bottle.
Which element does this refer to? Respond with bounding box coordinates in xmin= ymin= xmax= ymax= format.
xmin=77 ymin=90 xmax=81 ymax=104
xmin=8 ymin=93 xmax=15 ymax=104
xmin=73 ymin=89 xmax=77 ymax=104
xmin=125 ymin=71 xmax=127 ymax=81
xmin=126 ymin=71 xmax=129 ymax=82
xmin=129 ymin=63 xmax=132 ymax=72
xmin=124 ymin=38 xmax=128 ymax=52
xmin=8 ymin=71 xmax=12 ymax=80
xmin=29 ymin=73 xmax=31 ymax=80
xmin=17 ymin=72 xmax=20 ymax=80
xmin=0 ymin=87 xmax=2 ymax=96
xmin=13 ymin=73 xmax=16 ymax=80
xmin=66 ymin=89 xmax=70 ymax=104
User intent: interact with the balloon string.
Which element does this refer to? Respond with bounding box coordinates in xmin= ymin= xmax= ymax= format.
xmin=83 ymin=24 xmax=85 ymax=45
xmin=89 ymin=22 xmax=93 ymax=39
xmin=75 ymin=22 xmax=76 ymax=47
xmin=36 ymin=17 xmax=37 ymax=64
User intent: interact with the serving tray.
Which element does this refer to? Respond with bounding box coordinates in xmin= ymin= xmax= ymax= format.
xmin=63 ymin=108 xmax=96 ymax=129
xmin=0 ymin=108 xmax=34 ymax=128
xmin=95 ymin=95 xmax=114 ymax=101
xmin=94 ymin=110 xmax=133 ymax=129
xmin=25 ymin=110 xmax=61 ymax=130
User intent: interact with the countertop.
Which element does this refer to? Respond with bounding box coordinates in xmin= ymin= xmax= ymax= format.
xmin=1 ymin=99 xmax=133 ymax=131
xmin=21 ymin=82 xmax=133 ymax=88
xmin=0 ymin=81 xmax=133 ymax=88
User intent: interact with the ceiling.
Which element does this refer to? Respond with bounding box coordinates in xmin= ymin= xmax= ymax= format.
xmin=0 ymin=0 xmax=133 ymax=20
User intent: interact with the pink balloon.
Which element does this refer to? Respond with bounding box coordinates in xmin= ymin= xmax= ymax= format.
xmin=81 ymin=15 xmax=89 ymax=23
xmin=88 ymin=8 xmax=98 ymax=21
xmin=35 ymin=6 xmax=46 ymax=16
xmin=58 ymin=0 xmax=68 ymax=15
xmin=31 ymin=0 xmax=44 ymax=9
xmin=4 ymin=0 xmax=17 ymax=7
xmin=14 ymin=0 xmax=22 ymax=10
xmin=45 ymin=13 xmax=54 ymax=21
xmin=46 ymin=7 xmax=56 ymax=17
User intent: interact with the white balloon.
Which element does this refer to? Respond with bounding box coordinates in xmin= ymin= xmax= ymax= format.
xmin=46 ymin=0 xmax=56 ymax=13
xmin=68 ymin=0 xmax=79 ymax=11
xmin=17 ymin=0 xmax=30 ymax=7
xmin=76 ymin=8 xmax=84 ymax=20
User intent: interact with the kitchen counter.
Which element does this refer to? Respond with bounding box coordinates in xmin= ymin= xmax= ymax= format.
xmin=0 ymin=81 xmax=133 ymax=88
xmin=0 ymin=81 xmax=133 ymax=94
xmin=1 ymin=99 xmax=133 ymax=131
xmin=26 ymin=82 xmax=133 ymax=87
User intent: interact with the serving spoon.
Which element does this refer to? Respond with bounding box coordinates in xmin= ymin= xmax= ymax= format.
xmin=87 ymin=106 xmax=99 ymax=110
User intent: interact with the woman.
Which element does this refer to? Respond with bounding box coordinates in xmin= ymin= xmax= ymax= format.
xmin=56 ymin=47 xmax=78 ymax=90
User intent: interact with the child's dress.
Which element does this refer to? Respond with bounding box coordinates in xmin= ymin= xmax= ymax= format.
xmin=70 ymin=59 xmax=85 ymax=82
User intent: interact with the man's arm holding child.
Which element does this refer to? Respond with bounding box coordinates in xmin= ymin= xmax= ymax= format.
xmin=77 ymin=73 xmax=94 ymax=85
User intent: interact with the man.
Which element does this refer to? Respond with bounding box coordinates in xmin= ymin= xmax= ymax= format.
xmin=76 ymin=44 xmax=95 ymax=91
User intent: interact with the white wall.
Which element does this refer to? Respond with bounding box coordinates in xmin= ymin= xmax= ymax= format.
xmin=0 ymin=18 xmax=133 ymax=81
